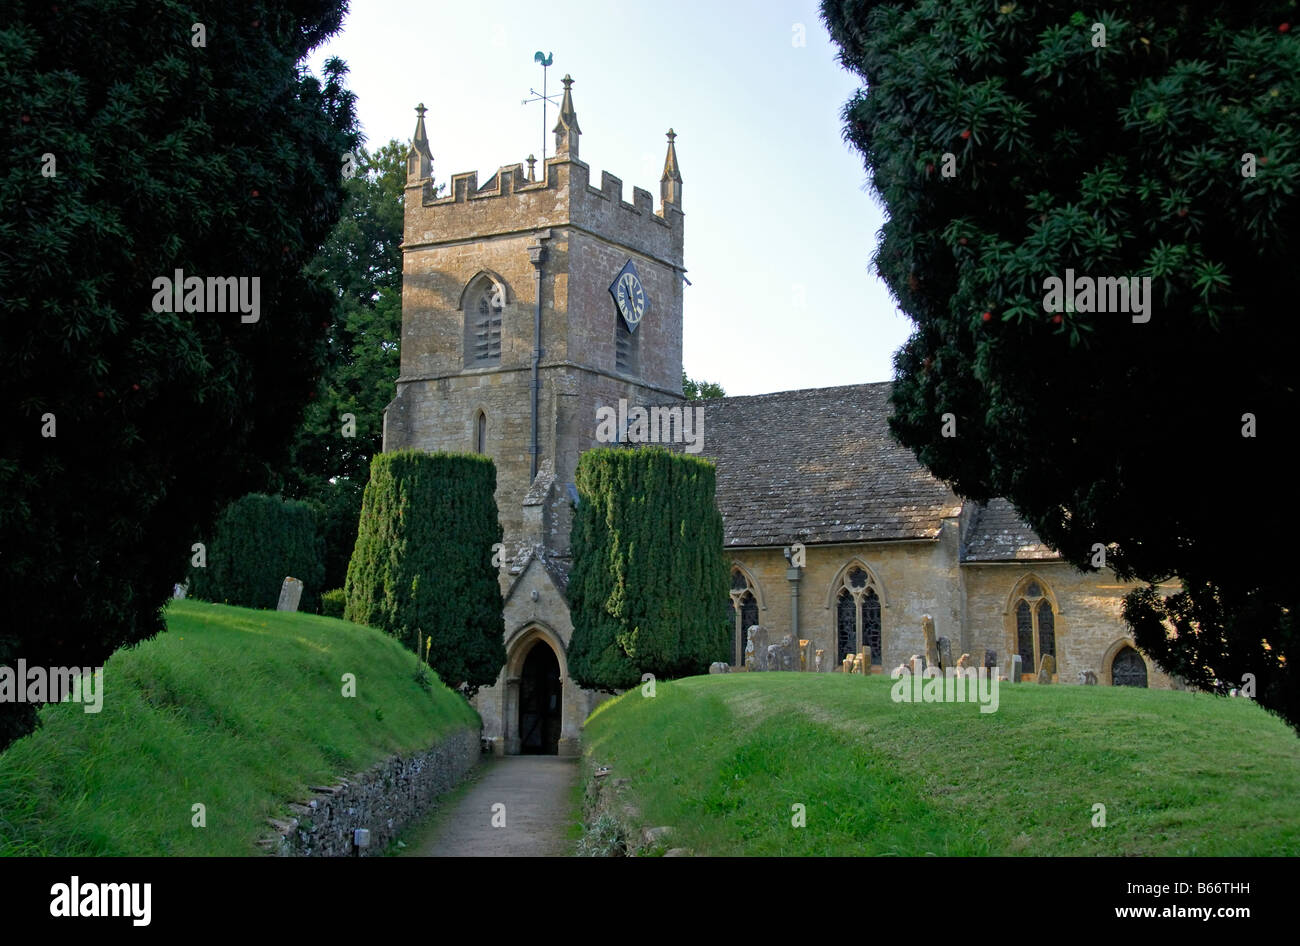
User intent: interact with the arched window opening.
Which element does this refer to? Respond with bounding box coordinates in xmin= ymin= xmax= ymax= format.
xmin=475 ymin=411 xmax=487 ymax=454
xmin=834 ymin=564 xmax=883 ymax=668
xmin=1011 ymin=578 xmax=1057 ymax=678
xmin=1111 ymin=646 xmax=1148 ymax=688
xmin=727 ymin=567 xmax=760 ymax=666
xmin=465 ymin=278 xmax=505 ymax=367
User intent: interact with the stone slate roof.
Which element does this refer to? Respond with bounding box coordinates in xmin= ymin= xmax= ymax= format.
xmin=961 ymin=498 xmax=1059 ymax=562
xmin=688 ymin=382 xmax=963 ymax=547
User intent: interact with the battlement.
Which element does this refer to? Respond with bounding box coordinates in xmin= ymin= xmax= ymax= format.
xmin=401 ymin=77 xmax=683 ymax=266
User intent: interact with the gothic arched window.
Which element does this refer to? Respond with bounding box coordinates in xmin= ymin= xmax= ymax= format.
xmin=726 ymin=567 xmax=760 ymax=666
xmin=1010 ymin=577 xmax=1058 ymax=678
xmin=475 ymin=410 xmax=487 ymax=454
xmin=464 ymin=276 xmax=505 ymax=367
xmin=1111 ymin=646 xmax=1148 ymax=687
xmin=833 ymin=564 xmax=882 ymax=667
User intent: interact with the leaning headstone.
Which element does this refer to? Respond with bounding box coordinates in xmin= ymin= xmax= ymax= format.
xmin=277 ymin=576 xmax=303 ymax=612
xmin=709 ymin=662 xmax=730 ymax=674
xmin=909 ymin=654 xmax=925 ymax=676
xmin=1036 ymin=654 xmax=1056 ymax=685
xmin=937 ymin=636 xmax=953 ymax=671
xmin=922 ymin=615 xmax=940 ymax=670
xmin=1078 ymin=669 xmax=1098 ymax=685
xmin=172 ymin=582 xmax=187 ymax=600
xmin=1008 ymin=653 xmax=1023 ymax=683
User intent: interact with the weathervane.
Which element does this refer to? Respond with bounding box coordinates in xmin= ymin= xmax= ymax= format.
xmin=521 ymin=51 xmax=558 ymax=165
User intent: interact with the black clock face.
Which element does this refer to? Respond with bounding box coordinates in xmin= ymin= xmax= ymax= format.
xmin=609 ymin=259 xmax=648 ymax=332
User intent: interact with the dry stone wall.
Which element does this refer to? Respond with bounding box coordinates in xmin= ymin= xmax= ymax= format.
xmin=264 ymin=727 xmax=479 ymax=857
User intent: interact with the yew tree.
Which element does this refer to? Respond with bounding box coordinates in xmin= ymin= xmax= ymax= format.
xmin=823 ymin=1 xmax=1298 ymax=730
xmin=0 ymin=2 xmax=358 ymax=748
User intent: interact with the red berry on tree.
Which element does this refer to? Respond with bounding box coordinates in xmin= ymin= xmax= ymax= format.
xmin=21 ymin=115 xmax=30 ymax=123
xmin=132 ymin=383 xmax=140 ymax=391
xmin=960 ymin=129 xmax=971 ymax=139
xmin=959 ymin=237 xmax=968 ymax=246
xmin=251 ymin=189 xmax=260 ymax=197
xmin=1052 ymin=314 xmax=1063 ymax=324
xmin=926 ymin=162 xmax=935 ymax=174
xmin=1281 ymin=23 xmax=1291 ymax=33
xmin=1177 ymin=207 xmax=1188 ymax=217
xmin=981 ymin=311 xmax=992 ymax=322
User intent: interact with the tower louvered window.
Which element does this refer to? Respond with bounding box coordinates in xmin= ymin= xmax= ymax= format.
xmin=466 ymin=282 xmax=504 ymax=367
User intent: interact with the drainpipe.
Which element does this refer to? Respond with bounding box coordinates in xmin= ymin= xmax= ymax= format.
xmin=783 ymin=545 xmax=802 ymax=662
xmin=527 ymin=231 xmax=550 ymax=481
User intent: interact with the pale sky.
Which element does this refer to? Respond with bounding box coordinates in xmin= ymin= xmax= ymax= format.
xmin=306 ymin=0 xmax=911 ymax=397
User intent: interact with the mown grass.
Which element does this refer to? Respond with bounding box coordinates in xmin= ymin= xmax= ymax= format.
xmin=582 ymin=673 xmax=1300 ymax=856
xmin=0 ymin=599 xmax=479 ymax=856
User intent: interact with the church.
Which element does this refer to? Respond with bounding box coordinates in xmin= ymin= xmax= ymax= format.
xmin=382 ymin=77 xmax=1173 ymax=757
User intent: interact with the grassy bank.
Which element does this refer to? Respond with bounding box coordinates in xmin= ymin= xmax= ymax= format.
xmin=582 ymin=673 xmax=1300 ymax=856
xmin=0 ymin=599 xmax=479 ymax=856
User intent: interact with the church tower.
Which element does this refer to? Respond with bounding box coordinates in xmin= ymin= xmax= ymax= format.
xmin=384 ymin=78 xmax=685 ymax=754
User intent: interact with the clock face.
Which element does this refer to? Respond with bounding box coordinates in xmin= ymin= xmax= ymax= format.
xmin=609 ymin=259 xmax=649 ymax=332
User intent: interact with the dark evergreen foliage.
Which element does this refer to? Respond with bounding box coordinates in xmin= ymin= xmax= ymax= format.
xmin=0 ymin=2 xmax=358 ymax=748
xmin=568 ymin=447 xmax=729 ymax=691
xmin=823 ymin=0 xmax=1298 ymax=731
xmin=189 ymin=494 xmax=325 ymax=613
xmin=343 ymin=451 xmax=505 ymax=693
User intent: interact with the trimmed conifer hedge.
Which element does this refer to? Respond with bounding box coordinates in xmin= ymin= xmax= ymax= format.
xmin=343 ymin=450 xmax=505 ymax=692
xmin=567 ymin=446 xmax=730 ymax=691
xmin=189 ymin=493 xmax=325 ymax=612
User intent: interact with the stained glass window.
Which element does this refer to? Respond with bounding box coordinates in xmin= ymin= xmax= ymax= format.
xmin=837 ymin=589 xmax=856 ymax=664
xmin=1112 ymin=647 xmax=1148 ymax=687
xmin=862 ymin=588 xmax=882 ymax=664
xmin=1016 ymin=600 xmax=1034 ymax=674
xmin=1037 ymin=599 xmax=1055 ymax=664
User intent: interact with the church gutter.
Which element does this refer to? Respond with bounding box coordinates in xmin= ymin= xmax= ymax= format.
xmin=527 ymin=231 xmax=551 ymax=481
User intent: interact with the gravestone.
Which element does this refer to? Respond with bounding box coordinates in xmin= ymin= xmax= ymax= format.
xmin=800 ymin=639 xmax=815 ymax=672
xmin=937 ymin=637 xmax=952 ymax=671
xmin=1036 ymin=654 xmax=1056 ymax=685
xmin=172 ymin=582 xmax=187 ymax=600
xmin=909 ymin=654 xmax=925 ymax=675
xmin=922 ymin=615 xmax=940 ymax=670
xmin=1008 ymin=654 xmax=1022 ymax=683
xmin=814 ymin=649 xmax=825 ymax=673
xmin=766 ymin=634 xmax=796 ymax=672
xmin=277 ymin=576 xmax=303 ymax=612
xmin=984 ymin=649 xmax=997 ymax=670
xmin=842 ymin=655 xmax=854 ymax=674
xmin=709 ymin=662 xmax=729 ymax=674
xmin=956 ymin=653 xmax=971 ymax=670
xmin=746 ymin=625 xmax=769 ymax=671
xmin=1078 ymin=669 xmax=1098 ymax=685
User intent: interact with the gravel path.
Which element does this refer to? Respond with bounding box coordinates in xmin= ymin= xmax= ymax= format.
xmin=413 ymin=756 xmax=578 ymax=857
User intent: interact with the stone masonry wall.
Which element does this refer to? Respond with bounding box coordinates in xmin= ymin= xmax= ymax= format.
xmin=264 ymin=727 xmax=479 ymax=856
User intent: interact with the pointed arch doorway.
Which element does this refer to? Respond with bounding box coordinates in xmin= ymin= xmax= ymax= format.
xmin=518 ymin=640 xmax=562 ymax=755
